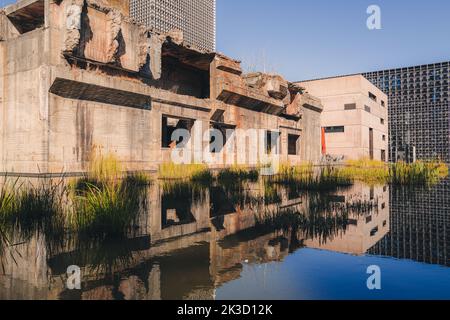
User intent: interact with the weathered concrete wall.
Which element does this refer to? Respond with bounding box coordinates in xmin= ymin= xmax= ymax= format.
xmin=301 ymin=105 xmax=322 ymax=163
xmin=0 ymin=27 xmax=50 ymax=173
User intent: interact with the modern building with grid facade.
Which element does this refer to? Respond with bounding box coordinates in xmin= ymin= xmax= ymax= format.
xmin=368 ymin=178 xmax=450 ymax=267
xmin=363 ymin=62 xmax=450 ymax=163
xmin=130 ymin=0 xmax=216 ymax=52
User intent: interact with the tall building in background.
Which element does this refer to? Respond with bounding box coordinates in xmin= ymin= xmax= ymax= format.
xmin=130 ymin=0 xmax=216 ymax=52
xmin=363 ymin=62 xmax=450 ymax=163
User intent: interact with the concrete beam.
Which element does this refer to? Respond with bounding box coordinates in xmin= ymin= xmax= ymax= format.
xmin=4 ymin=0 xmax=43 ymax=15
xmin=5 ymin=0 xmax=45 ymax=34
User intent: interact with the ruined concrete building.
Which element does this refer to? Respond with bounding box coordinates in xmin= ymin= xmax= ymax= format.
xmin=0 ymin=0 xmax=323 ymax=175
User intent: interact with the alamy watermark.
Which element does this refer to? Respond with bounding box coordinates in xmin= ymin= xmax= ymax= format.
xmin=169 ymin=122 xmax=282 ymax=175
xmin=367 ymin=5 xmax=382 ymax=30
xmin=366 ymin=265 xmax=382 ymax=290
xmin=67 ymin=265 xmax=81 ymax=290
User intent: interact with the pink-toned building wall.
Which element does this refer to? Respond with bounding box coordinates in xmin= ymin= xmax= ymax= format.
xmin=298 ymin=75 xmax=389 ymax=161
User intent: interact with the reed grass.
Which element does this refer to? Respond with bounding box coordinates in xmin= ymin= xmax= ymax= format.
xmin=191 ymin=169 xmax=214 ymax=184
xmin=264 ymin=183 xmax=281 ymax=205
xmin=123 ymin=172 xmax=152 ymax=187
xmin=343 ymin=159 xmax=449 ymax=185
xmin=389 ymin=161 xmax=448 ymax=185
xmin=334 ymin=159 xmax=447 ymax=186
xmin=217 ymin=165 xmax=259 ymax=183
xmin=0 ymin=179 xmax=20 ymax=220
xmin=339 ymin=159 xmax=390 ymax=184
xmin=272 ymin=164 xmax=353 ymax=191
xmin=159 ymin=163 xmax=212 ymax=182
xmin=255 ymin=191 xmax=380 ymax=245
xmin=88 ymin=153 xmax=122 ymax=184
xmin=71 ymin=182 xmax=142 ymax=236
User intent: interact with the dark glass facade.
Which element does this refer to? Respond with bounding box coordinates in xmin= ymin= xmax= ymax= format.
xmin=368 ymin=179 xmax=450 ymax=267
xmin=364 ymin=62 xmax=450 ymax=163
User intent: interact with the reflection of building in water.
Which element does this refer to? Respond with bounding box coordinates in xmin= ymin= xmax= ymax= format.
xmin=304 ymin=183 xmax=390 ymax=255
xmin=368 ymin=179 xmax=450 ymax=267
xmin=0 ymin=181 xmax=391 ymax=300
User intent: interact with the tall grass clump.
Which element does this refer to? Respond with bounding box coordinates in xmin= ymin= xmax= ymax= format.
xmin=339 ymin=159 xmax=389 ymax=184
xmin=272 ymin=164 xmax=352 ymax=191
xmin=0 ymin=179 xmax=19 ymax=273
xmin=123 ymin=172 xmax=152 ymax=187
xmin=276 ymin=162 xmax=313 ymax=183
xmin=217 ymin=165 xmax=259 ymax=184
xmin=14 ymin=179 xmax=67 ymax=237
xmin=71 ymin=182 xmax=141 ymax=237
xmin=70 ymin=153 xmax=147 ymax=237
xmin=0 ymin=179 xmax=20 ymax=220
xmin=0 ymin=177 xmax=68 ymax=261
xmin=264 ymin=183 xmax=281 ymax=205
xmin=159 ymin=163 xmax=212 ymax=183
xmin=255 ymin=202 xmax=351 ymax=245
xmin=390 ymin=161 xmax=448 ymax=185
xmin=88 ymin=153 xmax=122 ymax=184
xmin=330 ymin=159 xmax=447 ymax=186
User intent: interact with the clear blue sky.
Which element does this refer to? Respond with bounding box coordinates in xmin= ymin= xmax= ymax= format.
xmin=2 ymin=0 xmax=449 ymax=81
xmin=217 ymin=0 xmax=450 ymax=81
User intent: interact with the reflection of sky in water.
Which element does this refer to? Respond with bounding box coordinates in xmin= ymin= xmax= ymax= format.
xmin=217 ymin=249 xmax=450 ymax=300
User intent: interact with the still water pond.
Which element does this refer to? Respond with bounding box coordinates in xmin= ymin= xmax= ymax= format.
xmin=1 ymin=178 xmax=449 ymax=300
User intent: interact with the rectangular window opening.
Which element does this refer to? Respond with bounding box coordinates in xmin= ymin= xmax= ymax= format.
xmin=162 ymin=116 xmax=195 ymax=149
xmin=288 ymin=134 xmax=300 ymax=155
xmin=344 ymin=103 xmax=356 ymax=110
xmin=324 ymin=126 xmax=345 ymax=133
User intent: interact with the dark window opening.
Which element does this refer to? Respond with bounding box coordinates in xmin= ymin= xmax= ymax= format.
xmin=210 ymin=187 xmax=236 ymax=219
xmin=162 ymin=116 xmax=195 ymax=148
xmin=288 ymin=134 xmax=300 ymax=155
xmin=380 ymin=118 xmax=385 ymax=125
xmin=369 ymin=92 xmax=377 ymax=101
xmin=141 ymin=53 xmax=210 ymax=99
xmin=324 ymin=126 xmax=345 ymax=133
xmin=210 ymin=123 xmax=235 ymax=153
xmin=365 ymin=105 xmax=371 ymax=113
xmin=266 ymin=131 xmax=280 ymax=154
xmin=344 ymin=103 xmax=356 ymax=110
xmin=369 ymin=128 xmax=374 ymax=160
xmin=381 ymin=149 xmax=386 ymax=162
xmin=370 ymin=226 xmax=379 ymax=237
xmin=162 ymin=188 xmax=196 ymax=229
xmin=381 ymin=100 xmax=386 ymax=107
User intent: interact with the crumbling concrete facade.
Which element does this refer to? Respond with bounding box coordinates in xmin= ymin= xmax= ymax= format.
xmin=0 ymin=0 xmax=323 ymax=175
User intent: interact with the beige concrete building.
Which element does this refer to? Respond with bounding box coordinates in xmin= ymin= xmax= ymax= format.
xmin=0 ymin=0 xmax=323 ymax=176
xmin=304 ymin=182 xmax=390 ymax=255
xmin=298 ymin=75 xmax=389 ymax=161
